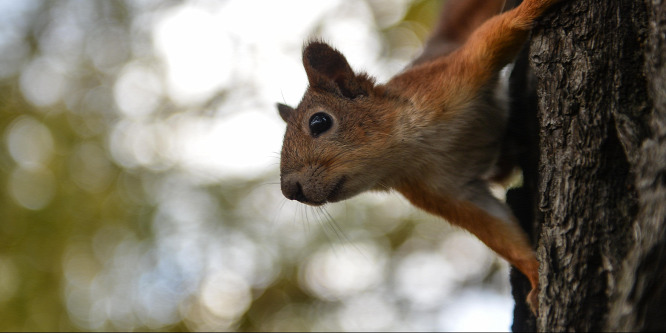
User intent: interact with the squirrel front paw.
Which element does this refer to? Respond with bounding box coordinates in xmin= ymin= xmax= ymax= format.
xmin=526 ymin=287 xmax=539 ymax=315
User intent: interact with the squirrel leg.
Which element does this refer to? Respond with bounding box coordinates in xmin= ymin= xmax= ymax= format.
xmin=398 ymin=181 xmax=540 ymax=314
xmin=390 ymin=0 xmax=563 ymax=118
xmin=461 ymin=184 xmax=540 ymax=314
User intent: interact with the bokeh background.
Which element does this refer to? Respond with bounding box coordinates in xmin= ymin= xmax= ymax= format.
xmin=0 ymin=0 xmax=515 ymax=331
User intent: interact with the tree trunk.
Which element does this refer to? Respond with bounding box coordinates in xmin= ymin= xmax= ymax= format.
xmin=512 ymin=0 xmax=666 ymax=331
xmin=608 ymin=0 xmax=666 ymax=331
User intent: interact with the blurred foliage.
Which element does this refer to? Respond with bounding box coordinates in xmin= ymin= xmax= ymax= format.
xmin=0 ymin=0 xmax=511 ymax=331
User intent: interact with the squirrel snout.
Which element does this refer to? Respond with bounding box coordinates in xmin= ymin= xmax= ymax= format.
xmin=281 ymin=176 xmax=309 ymax=203
xmin=281 ymin=173 xmax=346 ymax=206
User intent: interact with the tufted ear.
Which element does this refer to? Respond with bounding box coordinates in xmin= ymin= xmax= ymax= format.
xmin=303 ymin=41 xmax=371 ymax=99
xmin=277 ymin=103 xmax=295 ymax=123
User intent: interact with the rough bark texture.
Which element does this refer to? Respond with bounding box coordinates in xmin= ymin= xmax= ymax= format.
xmin=608 ymin=0 xmax=666 ymax=331
xmin=515 ymin=0 xmax=666 ymax=331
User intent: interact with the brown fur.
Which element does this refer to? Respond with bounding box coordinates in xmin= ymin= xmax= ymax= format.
xmin=278 ymin=0 xmax=563 ymax=314
xmin=412 ymin=0 xmax=508 ymax=65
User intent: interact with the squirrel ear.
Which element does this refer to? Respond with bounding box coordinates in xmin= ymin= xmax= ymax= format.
xmin=303 ymin=41 xmax=369 ymax=99
xmin=277 ymin=103 xmax=295 ymax=123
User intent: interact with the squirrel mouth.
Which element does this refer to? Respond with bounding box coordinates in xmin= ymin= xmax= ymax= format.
xmin=325 ymin=176 xmax=346 ymax=203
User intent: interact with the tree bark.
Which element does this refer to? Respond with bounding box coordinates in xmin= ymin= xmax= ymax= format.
xmin=516 ymin=0 xmax=666 ymax=331
xmin=608 ymin=1 xmax=666 ymax=331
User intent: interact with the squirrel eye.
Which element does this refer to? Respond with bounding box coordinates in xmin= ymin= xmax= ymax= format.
xmin=309 ymin=112 xmax=332 ymax=137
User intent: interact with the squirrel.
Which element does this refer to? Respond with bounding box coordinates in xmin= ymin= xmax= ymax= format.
xmin=277 ymin=0 xmax=563 ymax=314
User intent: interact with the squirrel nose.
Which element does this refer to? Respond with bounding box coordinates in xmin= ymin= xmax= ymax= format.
xmin=281 ymin=177 xmax=308 ymax=202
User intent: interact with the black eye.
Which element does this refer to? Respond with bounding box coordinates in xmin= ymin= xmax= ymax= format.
xmin=309 ymin=112 xmax=332 ymax=137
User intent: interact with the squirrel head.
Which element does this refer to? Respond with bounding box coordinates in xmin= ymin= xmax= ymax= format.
xmin=277 ymin=41 xmax=402 ymax=206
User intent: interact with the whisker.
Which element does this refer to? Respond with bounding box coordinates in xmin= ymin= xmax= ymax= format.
xmin=316 ymin=206 xmax=348 ymax=244
xmin=293 ymin=203 xmax=306 ymax=234
xmin=374 ymin=181 xmax=391 ymax=191
xmin=317 ymin=205 xmax=369 ymax=258
xmin=299 ymin=204 xmax=310 ymax=234
xmin=270 ymin=198 xmax=289 ymax=234
xmin=304 ymin=204 xmax=313 ymax=234
xmin=254 ymin=181 xmax=281 ymax=187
